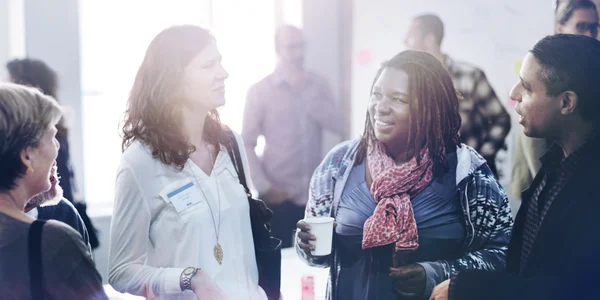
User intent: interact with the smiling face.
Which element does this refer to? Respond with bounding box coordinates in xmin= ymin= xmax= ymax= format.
xmin=510 ymin=53 xmax=564 ymax=138
xmin=368 ymin=68 xmax=414 ymax=152
xmin=20 ymin=124 xmax=61 ymax=200
xmin=25 ymin=160 xmax=63 ymax=211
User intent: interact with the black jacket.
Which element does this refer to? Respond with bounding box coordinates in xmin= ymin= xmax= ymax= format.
xmin=450 ymin=138 xmax=600 ymax=300
xmin=56 ymin=135 xmax=100 ymax=250
xmin=37 ymin=198 xmax=92 ymax=254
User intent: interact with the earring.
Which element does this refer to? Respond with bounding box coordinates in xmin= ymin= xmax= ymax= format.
xmin=26 ymin=168 xmax=34 ymax=175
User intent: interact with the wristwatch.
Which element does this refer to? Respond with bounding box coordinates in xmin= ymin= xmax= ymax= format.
xmin=180 ymin=267 xmax=200 ymax=291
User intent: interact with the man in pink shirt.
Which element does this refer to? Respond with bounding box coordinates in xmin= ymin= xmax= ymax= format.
xmin=242 ymin=25 xmax=346 ymax=248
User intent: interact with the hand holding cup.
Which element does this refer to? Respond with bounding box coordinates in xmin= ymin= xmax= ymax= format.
xmin=296 ymin=217 xmax=335 ymax=256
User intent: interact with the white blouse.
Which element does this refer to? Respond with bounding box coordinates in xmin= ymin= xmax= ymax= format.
xmin=108 ymin=132 xmax=267 ymax=300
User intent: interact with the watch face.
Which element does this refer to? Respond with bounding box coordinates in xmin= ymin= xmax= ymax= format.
xmin=183 ymin=267 xmax=196 ymax=275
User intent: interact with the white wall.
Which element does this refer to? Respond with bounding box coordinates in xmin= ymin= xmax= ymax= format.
xmin=351 ymin=0 xmax=554 ymax=196
xmin=0 ymin=0 xmax=26 ymax=78
xmin=24 ymin=0 xmax=85 ymax=199
xmin=0 ymin=0 xmax=11 ymax=80
xmin=302 ymin=0 xmax=347 ymax=153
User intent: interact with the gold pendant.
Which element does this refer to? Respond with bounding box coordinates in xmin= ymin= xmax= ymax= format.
xmin=214 ymin=243 xmax=223 ymax=264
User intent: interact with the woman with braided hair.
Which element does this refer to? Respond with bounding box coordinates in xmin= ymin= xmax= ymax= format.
xmin=295 ymin=50 xmax=512 ymax=300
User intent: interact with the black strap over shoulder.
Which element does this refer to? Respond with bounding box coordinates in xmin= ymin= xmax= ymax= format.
xmin=224 ymin=130 xmax=252 ymax=196
xmin=28 ymin=219 xmax=47 ymax=300
xmin=223 ymin=129 xmax=282 ymax=300
xmin=223 ymin=130 xmax=274 ymax=224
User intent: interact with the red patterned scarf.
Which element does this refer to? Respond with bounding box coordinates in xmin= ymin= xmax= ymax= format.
xmin=362 ymin=142 xmax=435 ymax=252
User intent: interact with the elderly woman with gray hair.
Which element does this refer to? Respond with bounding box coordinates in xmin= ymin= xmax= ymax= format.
xmin=0 ymin=83 xmax=107 ymax=299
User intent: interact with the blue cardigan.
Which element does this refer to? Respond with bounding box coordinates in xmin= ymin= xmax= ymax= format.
xmin=295 ymin=140 xmax=513 ymax=299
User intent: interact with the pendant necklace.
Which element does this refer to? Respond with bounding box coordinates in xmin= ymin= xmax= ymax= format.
xmin=190 ymin=144 xmax=223 ymax=264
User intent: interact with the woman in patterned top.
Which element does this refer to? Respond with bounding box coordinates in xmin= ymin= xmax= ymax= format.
xmin=295 ymin=50 xmax=513 ymax=300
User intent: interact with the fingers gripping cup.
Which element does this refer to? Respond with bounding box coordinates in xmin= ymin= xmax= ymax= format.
xmin=303 ymin=217 xmax=335 ymax=256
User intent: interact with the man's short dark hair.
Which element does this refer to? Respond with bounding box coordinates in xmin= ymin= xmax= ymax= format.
xmin=414 ymin=14 xmax=445 ymax=46
xmin=555 ymin=0 xmax=597 ymax=25
xmin=531 ymin=34 xmax=600 ymax=122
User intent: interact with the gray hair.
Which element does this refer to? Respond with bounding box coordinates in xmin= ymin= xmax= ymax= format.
xmin=0 ymin=82 xmax=63 ymax=191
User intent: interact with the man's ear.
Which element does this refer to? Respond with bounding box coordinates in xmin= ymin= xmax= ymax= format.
xmin=556 ymin=23 xmax=564 ymax=34
xmin=560 ymin=91 xmax=579 ymax=116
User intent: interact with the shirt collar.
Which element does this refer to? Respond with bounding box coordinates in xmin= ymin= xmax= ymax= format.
xmin=25 ymin=207 xmax=38 ymax=219
xmin=540 ymin=144 xmax=565 ymax=170
xmin=540 ymin=132 xmax=600 ymax=173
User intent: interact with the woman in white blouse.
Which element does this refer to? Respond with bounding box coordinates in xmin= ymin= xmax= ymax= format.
xmin=108 ymin=25 xmax=266 ymax=300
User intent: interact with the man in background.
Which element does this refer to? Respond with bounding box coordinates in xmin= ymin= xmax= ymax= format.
xmin=242 ymin=25 xmax=346 ymax=248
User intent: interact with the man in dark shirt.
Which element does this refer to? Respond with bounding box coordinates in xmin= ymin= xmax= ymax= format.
xmin=430 ymin=34 xmax=600 ymax=300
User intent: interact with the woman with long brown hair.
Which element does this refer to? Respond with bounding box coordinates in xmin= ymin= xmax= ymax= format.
xmin=108 ymin=25 xmax=267 ymax=300
xmin=296 ymin=50 xmax=513 ymax=300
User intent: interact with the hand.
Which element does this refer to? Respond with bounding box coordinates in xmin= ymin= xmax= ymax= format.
xmin=296 ymin=220 xmax=337 ymax=257
xmin=429 ymin=279 xmax=450 ymax=300
xmin=296 ymin=220 xmax=316 ymax=256
xmin=389 ymin=263 xmax=427 ymax=297
xmin=192 ymin=269 xmax=227 ymax=300
xmin=263 ymin=188 xmax=289 ymax=205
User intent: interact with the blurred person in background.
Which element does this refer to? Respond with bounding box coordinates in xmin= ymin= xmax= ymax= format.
xmin=242 ymin=25 xmax=347 ymax=248
xmin=593 ymin=0 xmax=600 ymax=19
xmin=296 ymin=51 xmax=512 ymax=300
xmin=7 ymin=58 xmax=100 ymax=250
xmin=404 ymin=14 xmax=511 ymax=178
xmin=511 ymin=0 xmax=598 ymax=200
xmin=0 ymin=82 xmax=106 ymax=299
xmin=109 ymin=25 xmax=268 ymax=300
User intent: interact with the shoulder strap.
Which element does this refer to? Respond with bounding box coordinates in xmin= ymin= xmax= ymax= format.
xmin=28 ymin=220 xmax=47 ymax=300
xmin=224 ymin=130 xmax=252 ymax=196
xmin=223 ymin=129 xmax=273 ymax=223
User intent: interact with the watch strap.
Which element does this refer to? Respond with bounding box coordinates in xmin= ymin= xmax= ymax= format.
xmin=180 ymin=267 xmax=199 ymax=291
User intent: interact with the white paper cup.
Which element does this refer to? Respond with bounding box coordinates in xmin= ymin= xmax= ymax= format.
xmin=304 ymin=217 xmax=335 ymax=256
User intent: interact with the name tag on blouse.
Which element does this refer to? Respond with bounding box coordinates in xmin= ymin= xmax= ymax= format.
xmin=160 ymin=181 xmax=203 ymax=213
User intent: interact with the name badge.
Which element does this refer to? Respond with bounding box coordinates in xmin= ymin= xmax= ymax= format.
xmin=164 ymin=181 xmax=202 ymax=213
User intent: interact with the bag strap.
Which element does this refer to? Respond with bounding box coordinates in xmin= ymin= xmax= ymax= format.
xmin=224 ymin=130 xmax=252 ymax=197
xmin=28 ymin=220 xmax=47 ymax=300
xmin=223 ymin=129 xmax=273 ymax=225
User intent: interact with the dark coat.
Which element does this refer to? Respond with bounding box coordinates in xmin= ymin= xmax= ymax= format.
xmin=451 ymin=137 xmax=600 ymax=300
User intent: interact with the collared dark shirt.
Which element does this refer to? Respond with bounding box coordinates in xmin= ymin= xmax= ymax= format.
xmin=520 ymin=142 xmax=585 ymax=272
